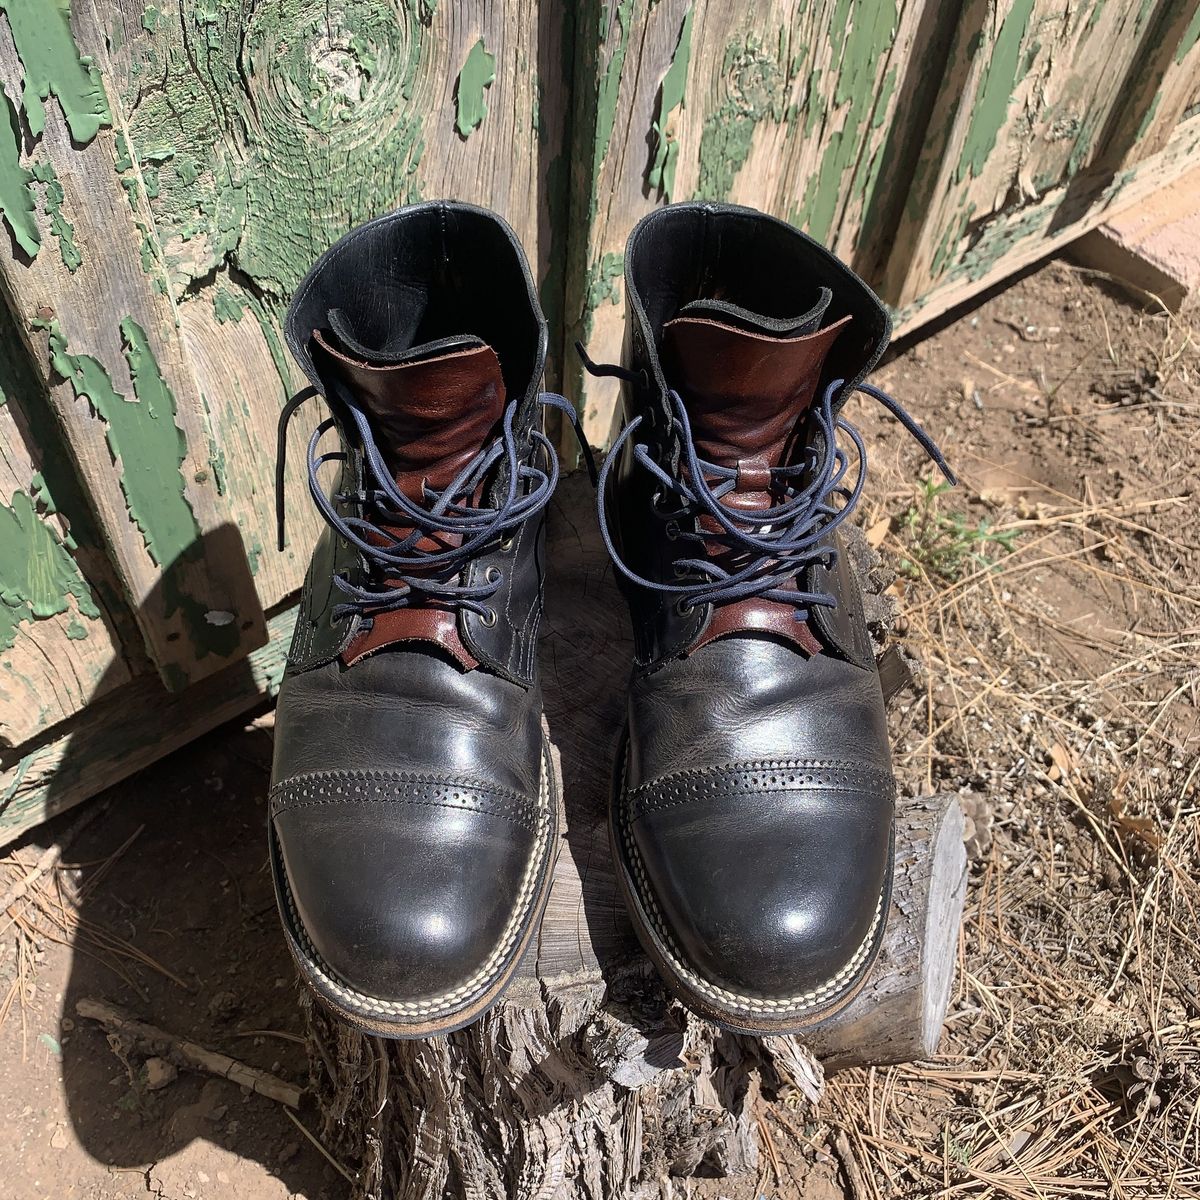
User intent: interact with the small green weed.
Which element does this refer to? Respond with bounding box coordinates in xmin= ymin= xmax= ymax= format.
xmin=897 ymin=479 xmax=1019 ymax=581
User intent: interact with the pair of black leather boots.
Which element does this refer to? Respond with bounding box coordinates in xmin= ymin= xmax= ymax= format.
xmin=269 ymin=201 xmax=951 ymax=1038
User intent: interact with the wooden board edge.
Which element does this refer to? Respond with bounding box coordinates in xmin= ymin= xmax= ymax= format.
xmin=0 ymin=605 xmax=295 ymax=849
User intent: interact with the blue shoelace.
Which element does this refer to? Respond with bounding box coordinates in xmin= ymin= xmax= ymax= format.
xmin=594 ymin=373 xmax=956 ymax=618
xmin=276 ymin=378 xmax=596 ymax=623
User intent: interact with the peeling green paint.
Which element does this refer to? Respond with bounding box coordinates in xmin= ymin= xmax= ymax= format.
xmin=791 ymin=0 xmax=898 ymax=245
xmin=66 ymin=616 xmax=88 ymax=640
xmin=31 ymin=161 xmax=81 ymax=272
xmin=117 ymin=1 xmax=428 ymax=317
xmin=1177 ymin=6 xmax=1200 ymax=63
xmin=647 ymin=5 xmax=693 ymax=202
xmin=37 ymin=316 xmax=243 ymax=666
xmin=0 ymin=0 xmax=112 ymax=142
xmin=40 ymin=317 xmax=200 ymax=568
xmin=0 ymin=489 xmax=100 ymax=654
xmin=595 ymin=0 xmax=635 ymax=167
xmin=955 ymin=0 xmax=1036 ymax=183
xmin=212 ymin=288 xmax=245 ymax=324
xmin=586 ymin=251 xmax=624 ymax=313
xmin=952 ymin=203 xmax=1045 ymax=283
xmin=29 ymin=472 xmax=56 ymax=518
xmin=0 ymin=89 xmax=39 ymax=256
xmin=696 ymin=33 xmax=784 ymax=202
xmin=246 ymin=533 xmax=264 ymax=577
xmin=454 ymin=38 xmax=495 ymax=137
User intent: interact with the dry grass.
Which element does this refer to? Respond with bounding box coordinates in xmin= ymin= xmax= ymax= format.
xmin=0 ymin=812 xmax=188 ymax=1057
xmin=803 ymin=276 xmax=1200 ymax=1198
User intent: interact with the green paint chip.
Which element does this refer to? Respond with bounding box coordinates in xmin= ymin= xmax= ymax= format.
xmin=0 ymin=489 xmax=99 ymax=654
xmin=39 ymin=317 xmax=200 ymax=569
xmin=32 ymin=161 xmax=81 ymax=272
xmin=955 ymin=0 xmax=1036 ymax=183
xmin=0 ymin=0 xmax=113 ymax=143
xmin=696 ymin=33 xmax=785 ymax=203
xmin=595 ymin=0 xmax=635 ymax=167
xmin=212 ymin=288 xmax=245 ymax=324
xmin=455 ymin=38 xmax=495 ymax=137
xmin=0 ymin=89 xmax=40 ymax=257
xmin=648 ymin=6 xmax=694 ymax=203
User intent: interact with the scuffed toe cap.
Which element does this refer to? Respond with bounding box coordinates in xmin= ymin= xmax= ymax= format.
xmin=626 ymin=759 xmax=894 ymax=1009
xmin=271 ymin=769 xmax=547 ymax=1006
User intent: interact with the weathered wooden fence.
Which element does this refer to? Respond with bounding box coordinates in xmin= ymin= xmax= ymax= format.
xmin=2 ymin=0 xmax=1198 ymax=840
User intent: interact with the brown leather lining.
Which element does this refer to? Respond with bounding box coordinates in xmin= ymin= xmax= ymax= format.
xmin=662 ymin=311 xmax=851 ymax=656
xmin=342 ymin=608 xmax=480 ymax=670
xmin=311 ymin=329 xmax=505 ymax=669
xmin=692 ymin=599 xmax=823 ymax=656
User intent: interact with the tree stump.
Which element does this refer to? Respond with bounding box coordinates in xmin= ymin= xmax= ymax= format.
xmin=302 ymin=475 xmax=967 ymax=1198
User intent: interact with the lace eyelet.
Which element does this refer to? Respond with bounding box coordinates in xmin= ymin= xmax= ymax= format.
xmin=479 ymin=607 xmax=497 ymax=627
xmin=499 ymin=534 xmax=516 ymax=553
xmin=665 ymin=519 xmax=680 ymax=540
xmin=484 ymin=565 xmax=503 ymax=584
xmin=675 ymin=597 xmax=693 ymax=617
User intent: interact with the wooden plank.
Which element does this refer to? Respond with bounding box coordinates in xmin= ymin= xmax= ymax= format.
xmin=881 ymin=0 xmax=1200 ymax=313
xmin=1101 ymin=0 xmax=1200 ymax=164
xmin=98 ymin=0 xmax=566 ymax=605
xmin=0 ymin=605 xmax=293 ymax=849
xmin=563 ymin=0 xmax=943 ymax=450
xmin=0 ymin=297 xmax=141 ymax=748
xmin=0 ymin=1 xmax=267 ymax=690
xmin=894 ymin=111 xmax=1200 ymax=335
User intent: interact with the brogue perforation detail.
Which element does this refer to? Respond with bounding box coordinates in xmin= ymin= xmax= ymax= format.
xmin=275 ymin=744 xmax=554 ymax=1019
xmin=618 ymin=751 xmax=885 ymax=1017
xmin=628 ymin=757 xmax=895 ymax=822
xmin=270 ymin=768 xmax=542 ymax=832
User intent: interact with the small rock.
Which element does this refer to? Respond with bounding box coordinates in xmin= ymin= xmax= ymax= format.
xmin=207 ymin=990 xmax=240 ymax=1022
xmin=278 ymin=1141 xmax=300 ymax=1164
xmin=145 ymin=1057 xmax=178 ymax=1091
xmin=49 ymin=1125 xmax=68 ymax=1149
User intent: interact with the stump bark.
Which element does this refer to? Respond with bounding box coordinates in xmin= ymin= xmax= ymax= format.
xmin=303 ymin=475 xmax=967 ymax=1199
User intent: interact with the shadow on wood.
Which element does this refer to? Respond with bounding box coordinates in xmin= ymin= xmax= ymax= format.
xmin=305 ymin=473 xmax=967 ymax=1199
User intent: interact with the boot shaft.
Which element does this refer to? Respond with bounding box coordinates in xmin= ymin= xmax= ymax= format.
xmin=622 ymin=202 xmax=892 ymax=432
xmin=278 ymin=202 xmax=557 ymax=681
xmin=606 ymin=203 xmax=894 ymax=668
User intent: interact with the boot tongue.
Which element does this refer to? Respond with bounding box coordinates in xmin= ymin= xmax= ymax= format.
xmin=311 ymin=309 xmax=506 ymax=501
xmin=662 ymin=295 xmax=851 ymax=481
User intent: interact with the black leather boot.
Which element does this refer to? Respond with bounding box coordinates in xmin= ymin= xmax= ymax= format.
xmin=596 ymin=203 xmax=953 ymax=1035
xmin=269 ymin=202 xmax=586 ymax=1037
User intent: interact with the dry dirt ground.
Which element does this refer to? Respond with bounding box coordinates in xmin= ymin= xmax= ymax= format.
xmin=1 ymin=259 xmax=1198 ymax=1198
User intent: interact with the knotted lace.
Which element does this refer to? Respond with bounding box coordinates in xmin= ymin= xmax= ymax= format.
xmin=595 ymin=374 xmax=955 ymax=617
xmin=276 ymin=378 xmax=595 ymax=622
